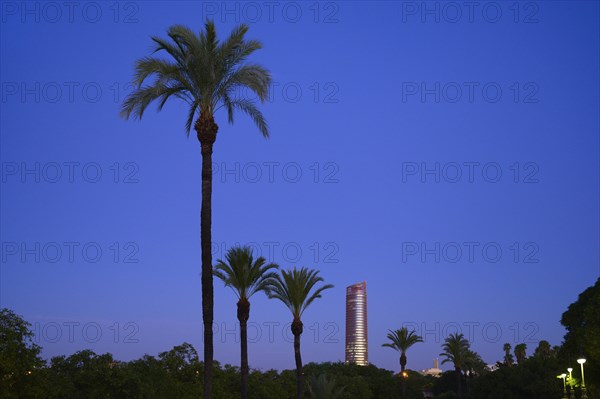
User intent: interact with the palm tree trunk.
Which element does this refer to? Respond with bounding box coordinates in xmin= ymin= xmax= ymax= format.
xmin=467 ymin=372 xmax=474 ymax=396
xmin=455 ymin=367 xmax=462 ymax=398
xmin=400 ymin=352 xmax=407 ymax=397
xmin=196 ymin=114 xmax=218 ymax=399
xmin=292 ymin=319 xmax=304 ymax=399
xmin=238 ymin=299 xmax=250 ymax=399
xmin=401 ymin=374 xmax=406 ymax=397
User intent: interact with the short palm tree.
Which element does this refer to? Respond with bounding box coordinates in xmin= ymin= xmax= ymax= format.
xmin=462 ymin=349 xmax=485 ymax=376
xmin=440 ymin=333 xmax=470 ymax=398
xmin=533 ymin=340 xmax=552 ymax=359
xmin=462 ymin=349 xmax=485 ymax=396
xmin=120 ymin=20 xmax=271 ymax=399
xmin=214 ymin=246 xmax=279 ymax=399
xmin=503 ymin=343 xmax=514 ymax=366
xmin=266 ymin=267 xmax=333 ymax=399
xmin=382 ymin=327 xmax=423 ymax=397
xmin=514 ymin=343 xmax=527 ymax=364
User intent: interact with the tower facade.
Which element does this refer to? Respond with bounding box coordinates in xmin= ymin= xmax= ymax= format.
xmin=345 ymin=281 xmax=368 ymax=365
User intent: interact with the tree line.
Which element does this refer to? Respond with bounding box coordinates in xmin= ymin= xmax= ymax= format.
xmin=2 ymin=277 xmax=598 ymax=398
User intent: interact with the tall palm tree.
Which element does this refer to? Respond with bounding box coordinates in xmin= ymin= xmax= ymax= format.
xmin=214 ymin=246 xmax=278 ymax=399
xmin=514 ymin=343 xmax=527 ymax=364
xmin=382 ymin=327 xmax=423 ymax=397
xmin=440 ymin=333 xmax=470 ymax=398
xmin=266 ymin=267 xmax=333 ymax=399
xmin=503 ymin=343 xmax=514 ymax=366
xmin=120 ymin=21 xmax=271 ymax=398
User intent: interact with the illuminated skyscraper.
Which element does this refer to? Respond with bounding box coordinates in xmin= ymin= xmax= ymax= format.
xmin=345 ymin=281 xmax=368 ymax=365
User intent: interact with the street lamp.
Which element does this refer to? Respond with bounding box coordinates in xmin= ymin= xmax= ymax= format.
xmin=567 ymin=368 xmax=575 ymax=399
xmin=577 ymin=358 xmax=588 ymax=399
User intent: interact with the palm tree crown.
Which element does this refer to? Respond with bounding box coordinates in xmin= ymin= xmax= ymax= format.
xmin=514 ymin=343 xmax=527 ymax=364
xmin=463 ymin=349 xmax=486 ymax=376
xmin=382 ymin=327 xmax=424 ymax=354
xmin=120 ymin=20 xmax=272 ymax=137
xmin=214 ymin=246 xmax=279 ymax=300
xmin=440 ymin=333 xmax=470 ymax=370
xmin=266 ymin=267 xmax=333 ymax=320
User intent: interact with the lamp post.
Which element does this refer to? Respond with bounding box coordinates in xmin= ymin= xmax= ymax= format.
xmin=577 ymin=358 xmax=588 ymax=399
xmin=567 ymin=368 xmax=575 ymax=399
xmin=558 ymin=374 xmax=568 ymax=399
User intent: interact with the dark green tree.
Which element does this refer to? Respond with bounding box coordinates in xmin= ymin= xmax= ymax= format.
xmin=307 ymin=374 xmax=345 ymax=399
xmin=560 ymin=277 xmax=600 ymax=396
xmin=469 ymin=354 xmax=564 ymax=399
xmin=0 ymin=308 xmax=44 ymax=398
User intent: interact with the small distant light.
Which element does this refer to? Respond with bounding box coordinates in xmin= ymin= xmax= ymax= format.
xmin=577 ymin=358 xmax=586 ymax=365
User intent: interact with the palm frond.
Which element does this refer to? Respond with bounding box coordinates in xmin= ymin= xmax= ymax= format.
xmin=213 ymin=246 xmax=279 ymax=300
xmin=382 ymin=327 xmax=423 ymax=353
xmin=120 ymin=83 xmax=174 ymax=120
xmin=229 ymin=98 xmax=269 ymax=137
xmin=227 ymin=65 xmax=271 ymax=101
xmin=439 ymin=333 xmax=470 ymax=369
xmin=184 ymin=98 xmax=201 ymax=135
xmin=266 ymin=267 xmax=333 ymax=320
xmin=302 ymin=284 xmax=334 ymax=316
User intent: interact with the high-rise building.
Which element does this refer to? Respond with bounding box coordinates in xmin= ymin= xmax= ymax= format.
xmin=345 ymin=281 xmax=368 ymax=365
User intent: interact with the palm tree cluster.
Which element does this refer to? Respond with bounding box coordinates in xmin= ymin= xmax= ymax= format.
xmin=121 ymin=20 xmax=337 ymax=399
xmin=214 ymin=246 xmax=333 ymax=399
xmin=381 ymin=328 xmax=490 ymax=398
xmin=439 ymin=333 xmax=486 ymax=398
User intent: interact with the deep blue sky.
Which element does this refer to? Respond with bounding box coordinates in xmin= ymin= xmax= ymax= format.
xmin=1 ymin=1 xmax=599 ymax=373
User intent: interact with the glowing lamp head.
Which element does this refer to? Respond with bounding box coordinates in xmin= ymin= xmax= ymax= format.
xmin=402 ymin=371 xmax=408 ymax=378
xmin=560 ymin=374 xmax=567 ymax=379
xmin=568 ymin=368 xmax=573 ymax=373
xmin=577 ymin=358 xmax=586 ymax=365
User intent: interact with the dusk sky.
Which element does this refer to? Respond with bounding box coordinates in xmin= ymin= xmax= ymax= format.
xmin=1 ymin=1 xmax=599 ymax=373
